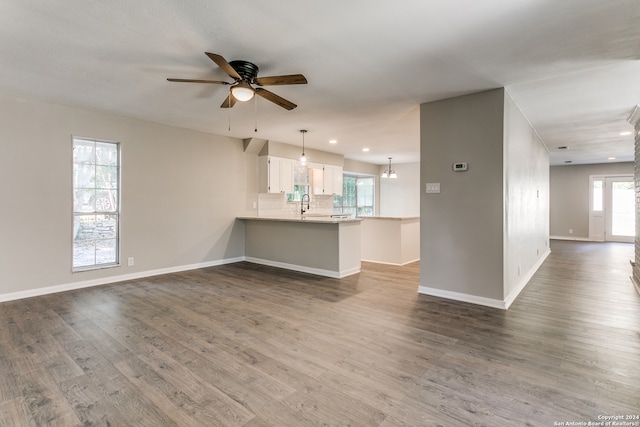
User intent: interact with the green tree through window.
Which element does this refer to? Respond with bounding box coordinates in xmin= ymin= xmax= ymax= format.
xmin=334 ymin=175 xmax=375 ymax=217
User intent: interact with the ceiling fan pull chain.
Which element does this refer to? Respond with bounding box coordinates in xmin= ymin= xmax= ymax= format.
xmin=228 ymin=86 xmax=232 ymax=131
xmin=254 ymin=95 xmax=258 ymax=132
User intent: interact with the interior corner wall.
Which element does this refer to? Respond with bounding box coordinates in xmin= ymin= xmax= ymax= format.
xmin=503 ymin=90 xmax=550 ymax=302
xmin=419 ymin=89 xmax=505 ymax=303
xmin=379 ymin=163 xmax=420 ymax=217
xmin=0 ymin=92 xmax=257 ymax=301
xmin=549 ymin=162 xmax=633 ymax=239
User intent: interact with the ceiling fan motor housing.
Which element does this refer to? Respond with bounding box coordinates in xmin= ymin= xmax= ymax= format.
xmin=229 ymin=60 xmax=259 ymax=83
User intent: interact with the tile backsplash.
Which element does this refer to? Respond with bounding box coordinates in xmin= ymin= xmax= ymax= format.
xmin=258 ymin=193 xmax=334 ymax=217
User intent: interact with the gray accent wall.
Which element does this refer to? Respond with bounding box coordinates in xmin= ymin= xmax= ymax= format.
xmin=550 ymin=162 xmax=633 ymax=239
xmin=420 ymin=88 xmax=549 ymax=307
xmin=0 ymin=92 xmax=256 ymax=299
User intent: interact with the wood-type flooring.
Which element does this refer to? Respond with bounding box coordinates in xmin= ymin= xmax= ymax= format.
xmin=0 ymin=240 xmax=639 ymax=426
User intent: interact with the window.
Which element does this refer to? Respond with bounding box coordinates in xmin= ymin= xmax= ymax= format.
xmin=72 ymin=138 xmax=120 ymax=270
xmin=287 ymin=162 xmax=310 ymax=202
xmin=334 ymin=175 xmax=375 ymax=217
xmin=592 ymin=179 xmax=603 ymax=211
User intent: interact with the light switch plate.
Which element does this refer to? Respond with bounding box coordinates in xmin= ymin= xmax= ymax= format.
xmin=425 ymin=183 xmax=440 ymax=193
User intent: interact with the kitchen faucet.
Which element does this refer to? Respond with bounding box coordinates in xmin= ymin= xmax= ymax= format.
xmin=301 ymin=193 xmax=310 ymax=215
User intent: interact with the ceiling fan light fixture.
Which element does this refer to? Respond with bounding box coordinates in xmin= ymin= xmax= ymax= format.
xmin=231 ymin=82 xmax=254 ymax=101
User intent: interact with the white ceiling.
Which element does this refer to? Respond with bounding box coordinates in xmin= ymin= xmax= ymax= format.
xmin=1 ymin=0 xmax=639 ymax=166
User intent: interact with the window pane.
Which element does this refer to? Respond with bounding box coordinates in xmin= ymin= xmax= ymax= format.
xmin=74 ymin=215 xmax=96 ymax=240
xmin=343 ymin=207 xmax=356 ymax=217
xmin=358 ymin=206 xmax=373 ymax=216
xmin=73 ymin=140 xmax=95 ymax=164
xmin=95 ymin=190 xmax=117 ymax=212
xmin=73 ymin=240 xmax=96 ymax=267
xmin=335 ymin=174 xmax=374 ymax=217
xmin=96 ymin=214 xmax=118 ymax=239
xmin=96 ymin=239 xmax=118 ymax=264
xmin=96 ymin=142 xmax=119 ymax=166
xmin=611 ymin=181 xmax=634 ymax=236
xmin=593 ymin=180 xmax=603 ymax=211
xmin=74 ymin=189 xmax=96 ymax=212
xmin=96 ymin=165 xmax=118 ymax=189
xmin=74 ymin=163 xmax=95 ymax=188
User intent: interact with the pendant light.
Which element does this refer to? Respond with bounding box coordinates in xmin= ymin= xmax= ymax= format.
xmin=299 ymin=129 xmax=308 ymax=165
xmin=381 ymin=157 xmax=397 ymax=178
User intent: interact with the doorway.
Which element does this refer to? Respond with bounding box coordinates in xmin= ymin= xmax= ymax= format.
xmin=605 ymin=176 xmax=634 ymax=242
xmin=589 ymin=175 xmax=634 ymax=242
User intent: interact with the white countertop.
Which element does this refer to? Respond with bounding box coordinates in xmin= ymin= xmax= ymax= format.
xmin=237 ymin=215 xmax=362 ymax=224
xmin=362 ymin=216 xmax=420 ymax=220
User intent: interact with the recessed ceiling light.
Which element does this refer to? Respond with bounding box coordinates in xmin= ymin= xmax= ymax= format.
xmin=362 ymin=148 xmax=370 ymax=152
xmin=329 ymin=139 xmax=337 ymax=144
xmin=608 ymin=157 xmax=616 ymax=160
xmin=620 ymin=131 xmax=632 ymax=136
xmin=558 ymin=146 xmax=568 ymax=150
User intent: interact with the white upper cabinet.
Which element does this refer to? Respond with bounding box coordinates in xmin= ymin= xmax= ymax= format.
xmin=310 ymin=163 xmax=343 ymax=196
xmin=258 ymin=156 xmax=295 ymax=194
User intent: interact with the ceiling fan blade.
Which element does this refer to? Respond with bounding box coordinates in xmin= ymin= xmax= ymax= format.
xmin=205 ymin=52 xmax=241 ymax=80
xmin=255 ymin=74 xmax=307 ymax=86
xmin=167 ymin=78 xmax=230 ymax=84
xmin=255 ymin=88 xmax=297 ymax=110
xmin=220 ymin=94 xmax=237 ymax=108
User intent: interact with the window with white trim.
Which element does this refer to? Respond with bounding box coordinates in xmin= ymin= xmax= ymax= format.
xmin=334 ymin=174 xmax=375 ymax=217
xmin=72 ymin=137 xmax=120 ymax=270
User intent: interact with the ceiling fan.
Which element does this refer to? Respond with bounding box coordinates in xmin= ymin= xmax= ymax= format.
xmin=167 ymin=52 xmax=307 ymax=110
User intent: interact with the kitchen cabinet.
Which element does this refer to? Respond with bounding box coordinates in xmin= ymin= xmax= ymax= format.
xmin=310 ymin=163 xmax=343 ymax=196
xmin=258 ymin=156 xmax=295 ymax=194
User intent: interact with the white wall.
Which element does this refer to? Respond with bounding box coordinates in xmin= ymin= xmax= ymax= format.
xmin=0 ymin=92 xmax=257 ymax=301
xmin=503 ymin=90 xmax=550 ymax=301
xmin=379 ymin=163 xmax=420 ymax=217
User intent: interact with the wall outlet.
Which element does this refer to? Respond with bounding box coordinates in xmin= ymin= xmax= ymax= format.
xmin=127 ymin=257 xmax=134 ymax=266
xmin=569 ymin=229 xmax=573 ymax=234
xmin=252 ymin=201 xmax=257 ymax=209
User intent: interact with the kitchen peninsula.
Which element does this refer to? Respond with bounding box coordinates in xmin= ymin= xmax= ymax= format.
xmin=237 ymin=216 xmax=362 ymax=278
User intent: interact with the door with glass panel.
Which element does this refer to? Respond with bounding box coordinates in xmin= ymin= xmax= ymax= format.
xmin=604 ymin=176 xmax=634 ymax=242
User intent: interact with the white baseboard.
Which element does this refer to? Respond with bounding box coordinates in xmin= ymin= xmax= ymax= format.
xmin=550 ymin=235 xmax=591 ymax=241
xmin=504 ymin=248 xmax=551 ymax=309
xmin=0 ymin=257 xmax=245 ymax=303
xmin=419 ymin=248 xmax=551 ymax=310
xmin=417 ymin=286 xmax=507 ymax=309
xmin=361 ymin=258 xmax=420 ymax=266
xmin=244 ymin=257 xmax=360 ymax=278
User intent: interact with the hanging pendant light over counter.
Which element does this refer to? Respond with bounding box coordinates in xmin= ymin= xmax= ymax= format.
xmin=381 ymin=157 xmax=397 ymax=178
xmin=300 ymin=129 xmax=308 ymax=165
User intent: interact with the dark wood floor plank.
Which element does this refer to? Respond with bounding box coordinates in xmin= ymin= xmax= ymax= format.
xmin=0 ymin=240 xmax=638 ymax=425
